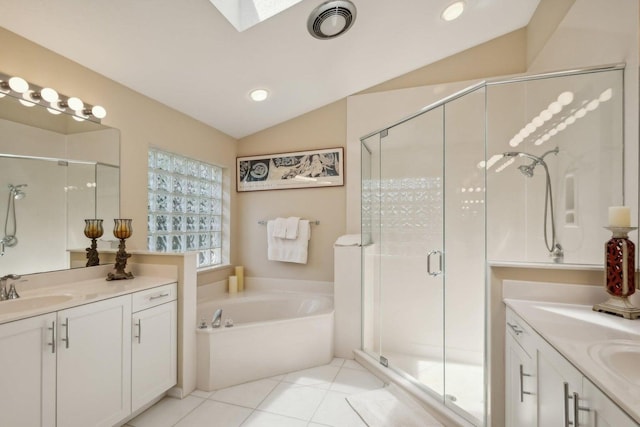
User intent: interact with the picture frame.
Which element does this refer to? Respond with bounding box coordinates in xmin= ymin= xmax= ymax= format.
xmin=237 ymin=147 xmax=344 ymax=192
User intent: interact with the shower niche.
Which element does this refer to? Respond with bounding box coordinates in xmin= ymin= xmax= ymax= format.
xmin=360 ymin=65 xmax=625 ymax=426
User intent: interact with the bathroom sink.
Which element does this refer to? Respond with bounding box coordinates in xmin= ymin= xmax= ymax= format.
xmin=589 ymin=340 xmax=640 ymax=386
xmin=0 ymin=294 xmax=74 ymax=314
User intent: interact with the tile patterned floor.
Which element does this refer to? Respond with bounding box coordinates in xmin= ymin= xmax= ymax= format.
xmin=125 ymin=358 xmax=385 ymax=427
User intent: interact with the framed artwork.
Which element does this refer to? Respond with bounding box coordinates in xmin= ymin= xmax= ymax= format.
xmin=237 ymin=147 xmax=344 ymax=192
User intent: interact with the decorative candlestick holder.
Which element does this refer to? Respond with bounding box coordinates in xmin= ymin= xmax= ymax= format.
xmin=84 ymin=219 xmax=104 ymax=267
xmin=107 ymin=219 xmax=134 ymax=281
xmin=593 ymin=226 xmax=640 ymax=319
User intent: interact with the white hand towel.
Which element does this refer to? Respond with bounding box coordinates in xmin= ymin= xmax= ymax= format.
xmin=267 ymin=220 xmax=310 ymax=264
xmin=284 ymin=216 xmax=300 ymax=239
xmin=272 ymin=217 xmax=287 ymax=239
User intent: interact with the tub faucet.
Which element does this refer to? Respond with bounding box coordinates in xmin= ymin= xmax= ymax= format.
xmin=0 ymin=274 xmax=21 ymax=300
xmin=211 ymin=308 xmax=223 ymax=328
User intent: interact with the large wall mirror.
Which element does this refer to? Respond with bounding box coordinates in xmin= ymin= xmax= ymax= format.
xmin=0 ymin=91 xmax=119 ymax=277
xmin=486 ymin=67 xmax=625 ymax=266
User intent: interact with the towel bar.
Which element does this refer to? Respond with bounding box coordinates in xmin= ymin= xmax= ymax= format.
xmin=258 ymin=219 xmax=320 ymax=226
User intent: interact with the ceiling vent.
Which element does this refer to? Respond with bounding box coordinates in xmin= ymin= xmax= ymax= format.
xmin=307 ymin=0 xmax=357 ymax=40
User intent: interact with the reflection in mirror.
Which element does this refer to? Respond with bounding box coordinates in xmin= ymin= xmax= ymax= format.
xmin=486 ymin=67 xmax=624 ymax=265
xmin=0 ymin=92 xmax=119 ymax=276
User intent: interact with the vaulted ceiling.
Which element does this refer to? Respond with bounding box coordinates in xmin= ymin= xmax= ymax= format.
xmin=0 ymin=0 xmax=540 ymax=138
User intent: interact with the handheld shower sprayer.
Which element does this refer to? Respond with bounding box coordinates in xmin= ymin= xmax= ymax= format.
xmin=10 ymin=184 xmax=27 ymax=200
xmin=1 ymin=184 xmax=27 ymax=255
xmin=501 ymin=148 xmax=563 ymax=261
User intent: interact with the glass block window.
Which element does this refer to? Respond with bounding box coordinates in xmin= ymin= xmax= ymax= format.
xmin=148 ymin=148 xmax=223 ymax=268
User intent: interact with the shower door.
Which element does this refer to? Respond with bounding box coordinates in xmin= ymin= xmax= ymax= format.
xmin=361 ymin=87 xmax=487 ymax=425
xmin=361 ymin=105 xmax=446 ymax=396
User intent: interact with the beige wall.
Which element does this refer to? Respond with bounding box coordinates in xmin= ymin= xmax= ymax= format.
xmin=0 ymin=27 xmax=238 ymax=278
xmin=238 ymin=30 xmax=530 ymax=282
xmin=236 ymin=101 xmax=347 ymax=282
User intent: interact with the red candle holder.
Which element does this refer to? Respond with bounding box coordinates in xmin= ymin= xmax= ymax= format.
xmin=593 ymin=226 xmax=640 ymax=319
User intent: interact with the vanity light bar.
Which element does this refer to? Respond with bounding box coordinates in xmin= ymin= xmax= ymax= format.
xmin=0 ymin=72 xmax=106 ymax=123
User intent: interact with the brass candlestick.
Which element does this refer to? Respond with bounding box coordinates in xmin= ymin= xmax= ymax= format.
xmin=84 ymin=219 xmax=104 ymax=267
xmin=107 ymin=218 xmax=134 ymax=281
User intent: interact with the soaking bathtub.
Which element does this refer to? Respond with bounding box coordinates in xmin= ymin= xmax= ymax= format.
xmin=196 ymin=290 xmax=334 ymax=391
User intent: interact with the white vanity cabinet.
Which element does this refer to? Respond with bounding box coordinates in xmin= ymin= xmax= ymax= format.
xmin=505 ymin=306 xmax=639 ymax=427
xmin=0 ymin=312 xmax=56 ymax=427
xmin=536 ymin=338 xmax=584 ymax=426
xmin=505 ymin=310 xmax=537 ymax=427
xmin=0 ymin=279 xmax=178 ymax=427
xmin=582 ymin=378 xmax=638 ymax=427
xmin=56 ymin=294 xmax=132 ymax=427
xmin=131 ymin=283 xmax=177 ymax=412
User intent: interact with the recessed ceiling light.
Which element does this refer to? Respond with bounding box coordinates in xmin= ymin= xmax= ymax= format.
xmin=441 ymin=1 xmax=465 ymax=22
xmin=250 ymin=89 xmax=269 ymax=102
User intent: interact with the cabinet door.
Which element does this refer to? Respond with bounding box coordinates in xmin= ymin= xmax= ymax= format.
xmin=132 ymin=300 xmax=177 ymax=412
xmin=537 ymin=345 xmax=583 ymax=427
xmin=57 ymin=295 xmax=132 ymax=427
xmin=582 ymin=378 xmax=638 ymax=427
xmin=0 ymin=313 xmax=56 ymax=427
xmin=505 ymin=333 xmax=537 ymax=427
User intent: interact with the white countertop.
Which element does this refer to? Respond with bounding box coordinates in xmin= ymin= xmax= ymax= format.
xmin=505 ymin=295 xmax=640 ymax=422
xmin=0 ymin=275 xmax=176 ymax=325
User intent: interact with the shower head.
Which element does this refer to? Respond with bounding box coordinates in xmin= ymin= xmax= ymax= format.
xmin=9 ymin=184 xmax=27 ymax=200
xmin=518 ymin=164 xmax=536 ymax=178
xmin=502 ymin=147 xmax=559 ymax=178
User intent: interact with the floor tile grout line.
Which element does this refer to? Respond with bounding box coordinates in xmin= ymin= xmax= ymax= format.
xmin=307 ymin=387 xmax=332 ymax=425
xmin=169 ymin=396 xmax=208 ymax=427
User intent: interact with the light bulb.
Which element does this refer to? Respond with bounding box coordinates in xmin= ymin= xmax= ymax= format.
xmin=18 ymin=98 xmax=36 ymax=107
xmin=23 ymin=90 xmax=40 ymax=104
xmin=67 ymin=97 xmax=84 ymax=110
xmin=49 ymin=101 xmax=64 ymax=113
xmin=8 ymin=76 xmax=28 ymax=93
xmin=441 ymin=1 xmax=465 ymax=21
xmin=548 ymin=101 xmax=562 ymax=114
xmin=40 ymin=87 xmax=59 ymax=103
xmin=249 ymin=89 xmax=269 ymax=102
xmin=557 ymin=91 xmax=574 ymax=106
xmin=72 ymin=115 xmax=86 ymax=122
xmin=91 ymin=105 xmax=107 ymax=118
xmin=599 ymin=88 xmax=613 ymax=102
xmin=586 ymin=99 xmax=599 ymax=111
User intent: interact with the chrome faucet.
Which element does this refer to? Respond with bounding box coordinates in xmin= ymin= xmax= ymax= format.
xmin=0 ymin=274 xmax=21 ymax=300
xmin=211 ymin=308 xmax=223 ymax=328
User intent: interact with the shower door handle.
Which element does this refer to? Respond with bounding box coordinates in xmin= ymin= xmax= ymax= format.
xmin=427 ymin=250 xmax=442 ymax=276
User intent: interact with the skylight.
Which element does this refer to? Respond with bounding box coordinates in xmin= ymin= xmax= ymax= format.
xmin=209 ymin=0 xmax=304 ymax=32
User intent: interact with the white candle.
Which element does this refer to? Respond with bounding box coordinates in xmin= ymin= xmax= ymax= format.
xmin=228 ymin=276 xmax=238 ymax=294
xmin=235 ymin=266 xmax=244 ymax=291
xmin=608 ymin=206 xmax=631 ymax=227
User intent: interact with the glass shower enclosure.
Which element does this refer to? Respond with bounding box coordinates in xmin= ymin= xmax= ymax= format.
xmin=361 ymin=85 xmax=487 ymax=424
xmin=360 ymin=65 xmax=625 ymax=426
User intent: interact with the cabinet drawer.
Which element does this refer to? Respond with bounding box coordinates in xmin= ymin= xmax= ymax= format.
xmin=132 ymin=283 xmax=177 ymax=312
xmin=506 ymin=307 xmax=536 ymax=356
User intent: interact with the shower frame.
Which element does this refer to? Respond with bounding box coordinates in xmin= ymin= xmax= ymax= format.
xmin=359 ymin=63 xmax=626 ymax=426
